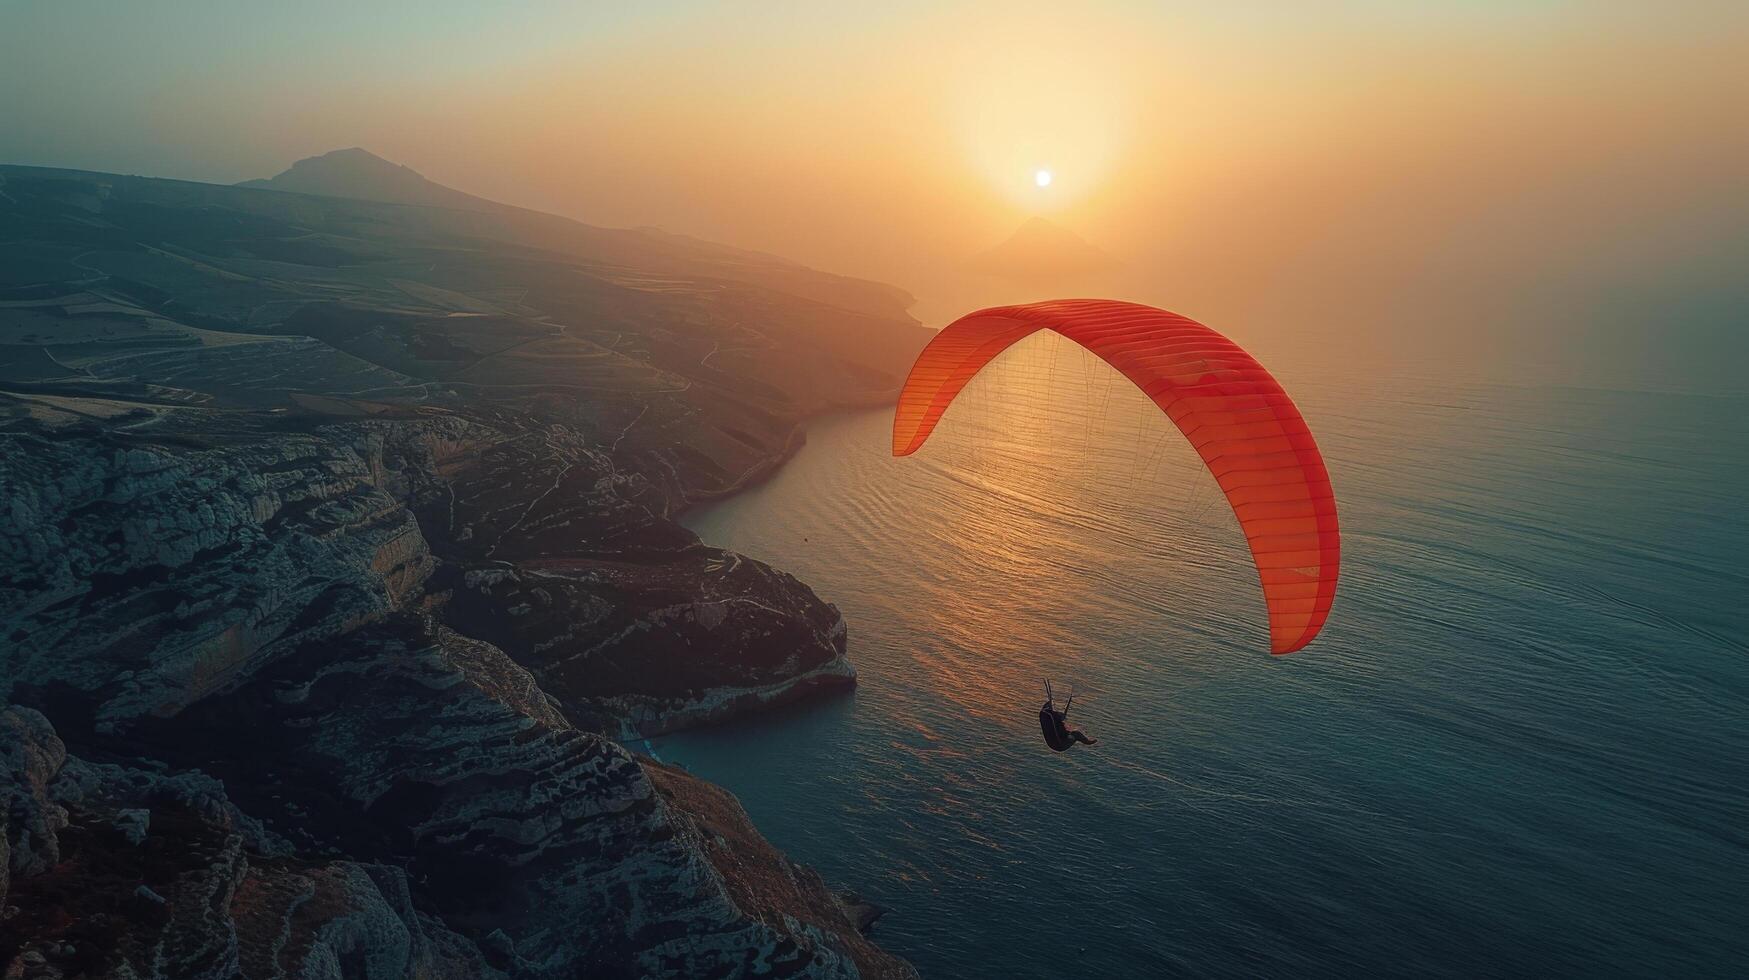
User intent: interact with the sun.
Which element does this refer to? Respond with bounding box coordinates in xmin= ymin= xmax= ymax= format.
xmin=1034 ymin=169 xmax=1053 ymax=188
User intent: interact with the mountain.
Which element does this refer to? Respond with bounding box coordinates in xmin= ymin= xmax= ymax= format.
xmin=242 ymin=148 xmax=916 ymax=319
xmin=968 ymin=216 xmax=1116 ymax=279
xmin=239 ymin=146 xmax=493 ymax=211
xmin=0 ymin=161 xmax=927 ymax=977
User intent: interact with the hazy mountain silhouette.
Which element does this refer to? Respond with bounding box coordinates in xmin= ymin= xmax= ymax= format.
xmin=238 ymin=148 xmax=914 ymax=318
xmin=967 ymin=217 xmax=1115 ymax=279
xmin=0 ymin=157 xmax=932 ymax=977
xmin=238 ymin=147 xmax=494 ymax=211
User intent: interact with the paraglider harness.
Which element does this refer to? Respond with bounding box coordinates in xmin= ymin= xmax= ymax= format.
xmin=1039 ymin=680 xmax=1081 ymax=752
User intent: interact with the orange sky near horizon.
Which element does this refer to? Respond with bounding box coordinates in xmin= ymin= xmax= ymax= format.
xmin=4 ymin=1 xmax=1744 ymax=387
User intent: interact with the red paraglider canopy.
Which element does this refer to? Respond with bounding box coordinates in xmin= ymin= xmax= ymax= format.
xmin=892 ymin=299 xmax=1339 ymax=654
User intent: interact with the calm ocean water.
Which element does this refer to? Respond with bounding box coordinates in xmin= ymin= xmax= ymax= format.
xmin=655 ymin=335 xmax=1748 ymax=978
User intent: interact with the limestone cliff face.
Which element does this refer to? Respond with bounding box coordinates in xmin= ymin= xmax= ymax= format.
xmin=644 ymin=761 xmax=917 ymax=980
xmin=0 ymin=412 xmax=850 ymax=738
xmin=2 ymin=703 xmax=496 ymax=979
xmin=451 ymin=552 xmax=855 ymax=738
xmin=2 ymin=627 xmax=904 ymax=978
xmin=0 ymin=161 xmax=929 ymax=977
xmin=0 ymin=401 xmax=905 ymax=979
xmin=1 ymin=430 xmax=433 ymax=728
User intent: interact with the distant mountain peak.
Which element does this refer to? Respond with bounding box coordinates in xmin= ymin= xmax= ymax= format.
xmin=239 ymin=148 xmax=493 ymax=212
xmin=968 ymin=216 xmax=1115 ymax=279
xmin=230 ymin=148 xmax=913 ymax=317
xmin=289 ymin=146 xmax=415 ymax=174
xmin=318 ymin=146 xmax=389 ymax=161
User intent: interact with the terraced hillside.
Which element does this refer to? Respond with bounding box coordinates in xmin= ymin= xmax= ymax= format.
xmin=0 ymin=157 xmax=929 ymax=978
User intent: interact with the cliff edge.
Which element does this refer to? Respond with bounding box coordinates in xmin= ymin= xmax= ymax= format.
xmin=0 ymin=159 xmax=929 ymax=976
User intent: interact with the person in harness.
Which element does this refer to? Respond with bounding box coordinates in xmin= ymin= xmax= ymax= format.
xmin=1039 ymin=680 xmax=1097 ymax=751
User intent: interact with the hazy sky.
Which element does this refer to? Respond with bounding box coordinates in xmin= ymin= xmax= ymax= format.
xmin=4 ymin=1 xmax=1744 ymax=387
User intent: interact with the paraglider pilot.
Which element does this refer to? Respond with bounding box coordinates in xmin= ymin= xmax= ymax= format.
xmin=1039 ymin=681 xmax=1097 ymax=751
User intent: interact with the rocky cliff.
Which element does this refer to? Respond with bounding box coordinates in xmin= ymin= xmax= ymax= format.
xmin=0 ymin=161 xmax=930 ymax=976
xmin=1 ymin=693 xmax=916 ymax=978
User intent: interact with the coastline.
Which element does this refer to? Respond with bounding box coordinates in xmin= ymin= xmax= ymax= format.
xmin=0 ymin=161 xmax=928 ymax=976
xmin=613 ymin=640 xmax=858 ymax=741
xmin=643 ymin=398 xmax=894 ymax=737
xmin=673 ymin=390 xmax=898 ymax=518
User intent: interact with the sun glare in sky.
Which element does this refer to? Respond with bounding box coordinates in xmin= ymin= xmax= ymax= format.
xmin=2 ymin=2 xmax=1740 ymax=374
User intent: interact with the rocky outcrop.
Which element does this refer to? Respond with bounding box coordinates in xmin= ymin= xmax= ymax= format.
xmin=0 ymin=429 xmax=433 ymax=729
xmin=2 ymin=626 xmax=903 ymax=978
xmin=0 ymin=409 xmax=851 ymax=737
xmin=448 ymin=552 xmax=856 ymax=738
xmin=111 ymin=614 xmax=857 ymax=976
xmin=0 ymin=704 xmax=497 ymax=979
xmin=1 ymin=706 xmax=69 ymax=882
xmin=644 ymin=762 xmax=918 ymax=980
xmin=0 ymin=413 xmax=904 ymax=977
xmin=0 ymin=161 xmax=928 ymax=976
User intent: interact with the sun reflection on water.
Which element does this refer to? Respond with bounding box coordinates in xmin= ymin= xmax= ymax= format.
xmin=879 ymin=331 xmax=1254 ymax=721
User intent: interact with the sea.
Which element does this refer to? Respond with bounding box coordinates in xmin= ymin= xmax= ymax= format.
xmin=653 ymin=333 xmax=1748 ymax=978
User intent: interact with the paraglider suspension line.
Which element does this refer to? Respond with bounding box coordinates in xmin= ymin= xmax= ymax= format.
xmin=1044 ymin=679 xmax=1075 ymax=720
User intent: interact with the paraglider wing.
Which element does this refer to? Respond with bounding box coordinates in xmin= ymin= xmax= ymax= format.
xmin=892 ymin=299 xmax=1339 ymax=654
